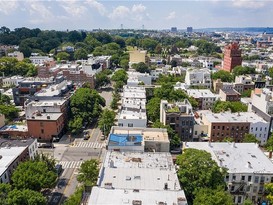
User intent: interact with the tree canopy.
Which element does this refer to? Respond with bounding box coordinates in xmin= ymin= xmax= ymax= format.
xmin=132 ymin=62 xmax=150 ymax=73
xmin=243 ymin=133 xmax=260 ymax=143
xmin=77 ymin=159 xmax=99 ymax=187
xmin=193 ymin=187 xmax=233 ymax=205
xmin=212 ymin=100 xmax=247 ymax=113
xmin=265 ymin=135 xmax=273 ymax=152
xmin=232 ymin=66 xmax=256 ymax=76
xmin=211 ymin=70 xmax=233 ymax=82
xmin=176 ymin=148 xmax=226 ymax=203
xmin=98 ymin=109 xmax=116 ymax=136
xmin=111 ymin=69 xmax=128 ymax=84
xmin=11 ymin=160 xmax=57 ymax=191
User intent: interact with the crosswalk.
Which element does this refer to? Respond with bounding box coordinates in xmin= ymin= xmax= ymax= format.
xmin=58 ymin=161 xmax=83 ymax=169
xmin=72 ymin=141 xmax=104 ymax=149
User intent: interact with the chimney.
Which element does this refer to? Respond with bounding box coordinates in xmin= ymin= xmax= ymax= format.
xmin=246 ymin=161 xmax=252 ymax=169
xmin=219 ymin=159 xmax=223 ymax=167
xmin=231 ymin=142 xmax=236 ymax=148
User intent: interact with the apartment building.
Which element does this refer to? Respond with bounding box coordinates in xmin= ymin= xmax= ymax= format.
xmin=127 ymin=71 xmax=152 ymax=86
xmin=89 ymin=151 xmax=187 ymax=205
xmin=185 ymin=68 xmax=212 ymax=89
xmin=29 ymin=55 xmax=53 ymax=65
xmin=62 ymin=70 xmax=95 ymax=88
xmin=2 ymin=76 xmax=24 ymax=87
xmin=222 ymin=42 xmax=242 ymax=72
xmin=160 ymin=99 xmax=194 ymax=141
xmin=7 ymin=51 xmax=24 ymax=61
xmin=219 ymin=88 xmax=241 ymax=102
xmin=129 ymin=49 xmax=148 ymax=68
xmin=37 ymin=61 xmax=60 ymax=78
xmin=107 ymin=126 xmax=170 ymax=152
xmin=184 ymin=142 xmax=273 ymax=204
xmin=197 ymin=111 xmax=269 ymax=144
xmin=186 ymin=89 xmax=217 ymax=110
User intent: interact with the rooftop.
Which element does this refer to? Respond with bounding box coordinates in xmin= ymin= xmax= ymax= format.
xmin=0 ymin=124 xmax=28 ymax=132
xmin=108 ymin=134 xmax=143 ymax=147
xmin=220 ymin=88 xmax=241 ymax=96
xmin=184 ymin=142 xmax=273 ymax=173
xmin=0 ymin=138 xmax=36 ymax=148
xmin=27 ymin=112 xmax=62 ymax=121
xmin=110 ymin=127 xmax=169 ymax=143
xmin=187 ymin=89 xmax=216 ymax=98
xmin=0 ymin=147 xmax=27 ymax=177
xmin=119 ymin=110 xmax=147 ymax=120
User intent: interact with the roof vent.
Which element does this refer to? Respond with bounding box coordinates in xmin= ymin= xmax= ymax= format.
xmin=132 ymin=200 xmax=142 ymax=205
xmin=47 ymin=115 xmax=50 ymax=119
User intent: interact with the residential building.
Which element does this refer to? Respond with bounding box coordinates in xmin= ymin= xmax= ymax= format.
xmin=160 ymin=99 xmax=194 ymax=141
xmin=2 ymin=76 xmax=24 ymax=87
xmin=7 ymin=51 xmax=24 ymax=61
xmin=0 ymin=138 xmax=37 ymax=183
xmin=89 ymin=151 xmax=187 ymax=205
xmin=37 ymin=61 xmax=60 ymax=78
xmin=26 ymin=111 xmax=64 ymax=142
xmin=62 ymin=70 xmax=95 ymax=88
xmin=184 ymin=142 xmax=273 ymax=204
xmin=122 ymin=86 xmax=146 ymax=101
xmin=12 ymin=77 xmax=54 ymax=106
xmin=107 ymin=127 xmax=170 ymax=152
xmin=29 ymin=55 xmax=53 ymax=64
xmin=117 ymin=109 xmax=147 ymax=128
xmin=219 ymin=88 xmax=241 ymax=102
xmin=197 ymin=110 xmax=269 ymax=144
xmin=186 ymin=89 xmax=217 ymax=110
xmin=127 ymin=71 xmax=152 ymax=86
xmin=170 ymin=54 xmax=183 ymax=66
xmin=222 ymin=42 xmax=242 ymax=72
xmin=129 ymin=49 xmax=148 ymax=68
xmin=0 ymin=125 xmax=28 ymax=139
xmin=185 ymin=68 xmax=212 ymax=89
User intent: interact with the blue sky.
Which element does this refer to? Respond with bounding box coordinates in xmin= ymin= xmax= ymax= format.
xmin=0 ymin=0 xmax=272 ymax=30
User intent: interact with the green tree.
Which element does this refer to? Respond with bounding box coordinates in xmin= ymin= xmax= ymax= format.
xmin=243 ymin=133 xmax=259 ymax=143
xmin=77 ymin=160 xmax=99 ymax=186
xmin=269 ymin=67 xmax=273 ymax=79
xmin=7 ymin=189 xmax=46 ymax=205
xmin=265 ymin=183 xmax=273 ymax=204
xmin=243 ymin=199 xmax=254 ymax=205
xmin=176 ymin=148 xmax=226 ymax=203
xmin=56 ymin=52 xmax=70 ymax=61
xmin=146 ymin=97 xmax=161 ymax=122
xmin=11 ymin=160 xmax=57 ymax=191
xmin=69 ymin=117 xmax=83 ymax=134
xmin=0 ymin=105 xmax=19 ymax=121
xmin=0 ymin=183 xmax=11 ymax=205
xmin=74 ymin=48 xmax=88 ymax=60
xmin=212 ymin=100 xmax=247 ymax=113
xmin=111 ymin=69 xmax=128 ymax=83
xmin=241 ymin=89 xmax=252 ymax=98
xmin=63 ymin=186 xmax=84 ymax=205
xmin=132 ymin=62 xmax=150 ymax=73
xmin=120 ymin=59 xmax=129 ymax=70
xmin=95 ymin=72 xmax=110 ymax=88
xmin=193 ymin=187 xmax=233 ymax=205
xmin=98 ymin=109 xmax=115 ymax=136
xmin=265 ymin=135 xmax=273 ymax=152
xmin=233 ymin=66 xmax=256 ymax=76
xmin=211 ymin=70 xmax=233 ymax=82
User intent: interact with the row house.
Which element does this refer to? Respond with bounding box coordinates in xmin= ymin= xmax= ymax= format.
xmin=185 ymin=68 xmax=212 ymax=89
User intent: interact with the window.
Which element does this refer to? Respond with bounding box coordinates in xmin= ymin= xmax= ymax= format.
xmin=241 ymin=175 xmax=245 ymax=181
xmin=254 ymin=176 xmax=259 ymax=183
xmin=41 ymin=129 xmax=44 ymax=134
xmin=118 ymin=123 xmax=123 ymax=127
xmin=232 ymin=175 xmax=236 ymax=181
xmin=222 ymin=126 xmax=225 ymax=130
xmin=128 ymin=123 xmax=133 ymax=127
xmin=260 ymin=176 xmax=265 ymax=183
xmin=253 ymin=186 xmax=258 ymax=193
xmin=259 ymin=186 xmax=264 ymax=193
xmin=256 ymin=127 xmax=258 ymax=131
xmin=213 ymin=126 xmax=215 ymax=129
xmin=246 ymin=186 xmax=250 ymax=192
xmin=218 ymin=126 xmax=220 ymax=129
xmin=238 ymin=196 xmax=242 ymax=203
xmin=248 ymin=176 xmax=252 ymax=182
xmin=195 ymin=131 xmax=197 ymax=135
xmin=231 ymin=186 xmax=235 ymax=191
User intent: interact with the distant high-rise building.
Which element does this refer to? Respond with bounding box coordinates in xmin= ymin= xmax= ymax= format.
xmin=171 ymin=27 xmax=177 ymax=32
xmin=187 ymin=27 xmax=193 ymax=33
xmin=222 ymin=42 xmax=242 ymax=73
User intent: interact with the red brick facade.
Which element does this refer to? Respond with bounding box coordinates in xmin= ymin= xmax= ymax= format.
xmin=222 ymin=43 xmax=242 ymax=73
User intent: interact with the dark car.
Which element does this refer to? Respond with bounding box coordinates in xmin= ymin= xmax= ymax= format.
xmin=83 ymin=130 xmax=90 ymax=140
xmin=55 ymin=164 xmax=62 ymax=176
xmin=48 ymin=192 xmax=62 ymax=205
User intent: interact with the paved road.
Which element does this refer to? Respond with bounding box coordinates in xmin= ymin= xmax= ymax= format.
xmin=99 ymin=86 xmax=113 ymax=108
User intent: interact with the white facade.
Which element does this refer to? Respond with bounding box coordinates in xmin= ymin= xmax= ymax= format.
xmin=127 ymin=71 xmax=152 ymax=86
xmin=252 ymin=88 xmax=273 ymax=115
xmin=2 ymin=76 xmax=24 ymax=87
xmin=7 ymin=51 xmax=24 ymax=61
xmin=185 ymin=68 xmax=212 ymax=88
xmin=185 ymin=142 xmax=273 ymax=205
xmin=117 ymin=109 xmax=147 ymax=128
xmin=187 ymin=89 xmax=217 ymax=110
xmin=250 ymin=121 xmax=269 ymax=145
xmin=29 ymin=56 xmax=53 ymax=64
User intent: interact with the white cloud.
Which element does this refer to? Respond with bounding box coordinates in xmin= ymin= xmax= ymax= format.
xmin=85 ymin=0 xmax=107 ymax=16
xmin=61 ymin=1 xmax=87 ymax=17
xmin=27 ymin=1 xmax=54 ymax=22
xmin=108 ymin=6 xmax=130 ymax=20
xmin=109 ymin=4 xmax=148 ymax=21
xmin=166 ymin=11 xmax=176 ymax=20
xmin=0 ymin=0 xmax=18 ymax=15
xmin=232 ymin=0 xmax=266 ymax=9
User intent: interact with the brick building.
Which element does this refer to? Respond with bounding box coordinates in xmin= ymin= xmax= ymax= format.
xmin=219 ymin=88 xmax=241 ymax=102
xmin=37 ymin=61 xmax=59 ymax=78
xmin=62 ymin=70 xmax=95 ymax=88
xmin=222 ymin=42 xmax=242 ymax=73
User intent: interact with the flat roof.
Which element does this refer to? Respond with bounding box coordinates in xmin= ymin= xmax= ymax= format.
xmin=0 ymin=125 xmax=28 ymax=132
xmin=201 ymin=110 xmax=267 ymax=123
xmin=0 ymin=139 xmax=36 ymax=148
xmin=108 ymin=134 xmax=143 ymax=146
xmin=220 ymin=88 xmax=241 ymax=95
xmin=100 ymin=151 xmax=180 ymax=190
xmin=184 ymin=142 xmax=273 ymax=173
xmin=89 ymin=187 xmax=187 ymax=205
xmin=0 ymin=147 xmax=27 ymax=177
xmin=187 ymin=89 xmax=216 ymax=98
xmin=27 ymin=99 xmax=66 ymax=107
xmin=118 ymin=110 xmax=147 ymax=120
xmin=27 ymin=112 xmax=62 ymax=121
xmin=110 ymin=127 xmax=169 ymax=143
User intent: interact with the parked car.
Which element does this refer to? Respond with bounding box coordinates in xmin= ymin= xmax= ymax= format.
xmin=55 ymin=164 xmax=62 ymax=176
xmin=83 ymin=130 xmax=90 ymax=140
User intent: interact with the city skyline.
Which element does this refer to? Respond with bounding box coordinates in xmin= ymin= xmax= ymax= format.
xmin=0 ymin=0 xmax=273 ymax=30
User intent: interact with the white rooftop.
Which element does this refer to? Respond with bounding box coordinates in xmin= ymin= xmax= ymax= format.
xmin=187 ymin=89 xmax=216 ymax=98
xmin=27 ymin=99 xmax=66 ymax=107
xmin=0 ymin=147 xmax=26 ymax=177
xmin=200 ymin=110 xmax=267 ymax=123
xmin=118 ymin=110 xmax=147 ymax=120
xmin=184 ymin=142 xmax=273 ymax=173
